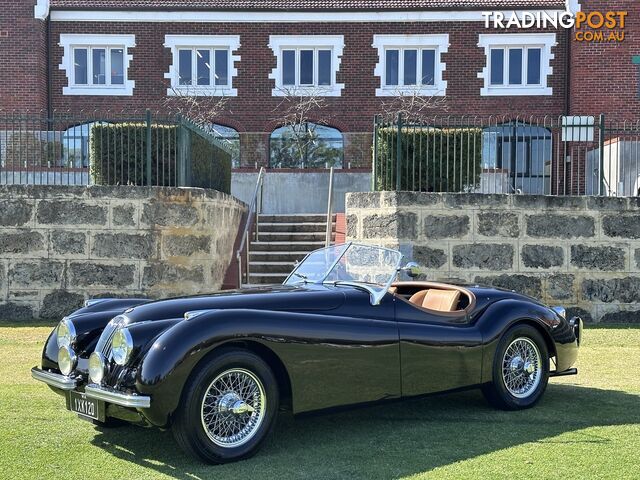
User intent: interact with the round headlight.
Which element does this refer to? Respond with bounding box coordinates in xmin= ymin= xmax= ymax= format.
xmin=89 ymin=352 xmax=106 ymax=384
xmin=56 ymin=318 xmax=76 ymax=349
xmin=58 ymin=346 xmax=77 ymax=376
xmin=111 ymin=328 xmax=133 ymax=366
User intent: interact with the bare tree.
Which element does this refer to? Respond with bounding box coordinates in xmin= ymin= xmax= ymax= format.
xmin=271 ymin=86 xmax=339 ymax=168
xmin=163 ymin=85 xmax=231 ymax=132
xmin=379 ymin=87 xmax=447 ymax=122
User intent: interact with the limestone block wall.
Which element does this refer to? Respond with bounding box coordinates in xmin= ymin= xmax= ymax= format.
xmin=346 ymin=192 xmax=640 ymax=323
xmin=0 ymin=186 xmax=246 ymax=320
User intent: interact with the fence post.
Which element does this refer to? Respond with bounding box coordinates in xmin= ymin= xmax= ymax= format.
xmin=396 ymin=113 xmax=403 ymax=191
xmin=372 ymin=115 xmax=378 ymax=191
xmin=598 ymin=113 xmax=605 ymax=196
xmin=176 ymin=114 xmax=185 ymax=187
xmin=145 ymin=109 xmax=152 ymax=186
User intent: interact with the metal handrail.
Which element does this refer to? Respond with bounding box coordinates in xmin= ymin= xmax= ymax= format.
xmin=236 ymin=167 xmax=266 ymax=287
xmin=325 ymin=167 xmax=335 ymax=247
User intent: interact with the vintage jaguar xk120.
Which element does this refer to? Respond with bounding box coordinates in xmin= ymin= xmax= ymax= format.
xmin=32 ymin=243 xmax=582 ymax=463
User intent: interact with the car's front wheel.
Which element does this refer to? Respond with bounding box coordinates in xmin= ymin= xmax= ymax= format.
xmin=172 ymin=348 xmax=279 ymax=464
xmin=482 ymin=324 xmax=549 ymax=410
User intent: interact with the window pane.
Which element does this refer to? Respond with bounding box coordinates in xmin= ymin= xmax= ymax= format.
xmin=178 ymin=49 xmax=192 ymax=86
xmin=318 ymin=50 xmax=331 ymax=86
xmin=508 ymin=48 xmax=523 ymax=85
xmin=403 ymin=49 xmax=417 ymax=85
xmin=283 ymin=50 xmax=295 ymax=85
xmin=214 ymin=50 xmax=228 ymax=86
xmin=92 ymin=48 xmax=106 ymax=85
xmin=490 ymin=49 xmax=504 ymax=85
xmin=111 ymin=48 xmax=124 ymax=85
xmin=74 ymin=48 xmax=88 ymax=85
xmin=527 ymin=48 xmax=541 ymax=85
xmin=421 ymin=49 xmax=435 ymax=85
xmin=300 ymin=50 xmax=313 ymax=85
xmin=385 ymin=49 xmax=399 ymax=86
xmin=196 ymin=49 xmax=210 ymax=86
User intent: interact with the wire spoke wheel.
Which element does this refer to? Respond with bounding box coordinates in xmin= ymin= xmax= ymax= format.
xmin=200 ymin=368 xmax=266 ymax=448
xmin=501 ymin=337 xmax=542 ymax=399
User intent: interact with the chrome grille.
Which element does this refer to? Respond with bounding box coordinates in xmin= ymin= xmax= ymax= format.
xmin=96 ymin=315 xmax=127 ymax=361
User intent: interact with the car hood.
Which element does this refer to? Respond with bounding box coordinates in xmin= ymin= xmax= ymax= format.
xmin=123 ymin=284 xmax=346 ymax=324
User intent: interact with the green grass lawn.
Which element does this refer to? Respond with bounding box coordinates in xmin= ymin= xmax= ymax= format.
xmin=0 ymin=324 xmax=638 ymax=480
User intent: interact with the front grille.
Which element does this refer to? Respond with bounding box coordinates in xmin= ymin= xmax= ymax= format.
xmin=96 ymin=315 xmax=127 ymax=361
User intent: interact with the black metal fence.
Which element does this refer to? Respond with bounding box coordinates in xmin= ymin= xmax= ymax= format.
xmin=374 ymin=114 xmax=640 ymax=197
xmin=0 ymin=110 xmax=232 ymax=192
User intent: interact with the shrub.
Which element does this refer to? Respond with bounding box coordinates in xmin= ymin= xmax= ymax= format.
xmin=375 ymin=127 xmax=482 ymax=192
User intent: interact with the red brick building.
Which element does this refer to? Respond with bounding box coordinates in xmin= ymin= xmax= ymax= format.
xmin=0 ymin=1 xmax=638 ymax=181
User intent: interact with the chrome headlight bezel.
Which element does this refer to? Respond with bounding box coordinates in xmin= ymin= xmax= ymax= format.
xmin=56 ymin=318 xmax=77 ymax=349
xmin=111 ymin=328 xmax=134 ymax=366
xmin=58 ymin=346 xmax=77 ymax=376
xmin=89 ymin=351 xmax=106 ymax=384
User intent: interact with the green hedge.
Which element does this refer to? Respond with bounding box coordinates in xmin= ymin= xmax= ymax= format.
xmin=89 ymin=122 xmax=231 ymax=193
xmin=375 ymin=127 xmax=482 ymax=192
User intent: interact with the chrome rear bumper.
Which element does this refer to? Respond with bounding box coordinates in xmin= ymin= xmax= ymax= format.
xmin=31 ymin=367 xmax=79 ymax=390
xmin=85 ymin=384 xmax=151 ymax=409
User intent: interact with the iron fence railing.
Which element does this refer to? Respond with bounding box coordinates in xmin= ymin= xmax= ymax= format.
xmin=373 ymin=114 xmax=640 ymax=197
xmin=0 ymin=110 xmax=232 ymax=192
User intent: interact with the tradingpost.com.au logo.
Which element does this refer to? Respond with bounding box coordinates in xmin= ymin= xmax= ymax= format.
xmin=482 ymin=6 xmax=627 ymax=43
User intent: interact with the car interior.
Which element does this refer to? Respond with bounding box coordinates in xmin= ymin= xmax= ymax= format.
xmin=390 ymin=282 xmax=475 ymax=314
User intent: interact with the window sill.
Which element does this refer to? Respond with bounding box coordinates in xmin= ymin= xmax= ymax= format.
xmin=376 ymin=86 xmax=445 ymax=97
xmin=63 ymin=85 xmax=134 ymax=96
xmin=481 ymin=86 xmax=552 ymax=97
xmin=272 ymin=85 xmax=344 ymax=97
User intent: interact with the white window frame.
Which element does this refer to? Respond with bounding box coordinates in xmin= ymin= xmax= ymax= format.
xmin=269 ymin=35 xmax=344 ymax=97
xmin=164 ymin=35 xmax=240 ymax=97
xmin=478 ymin=33 xmax=556 ymax=96
xmin=59 ymin=34 xmax=135 ymax=96
xmin=373 ymin=34 xmax=449 ymax=97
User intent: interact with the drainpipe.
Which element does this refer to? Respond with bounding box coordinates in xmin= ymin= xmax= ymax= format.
xmin=564 ymin=25 xmax=571 ymax=116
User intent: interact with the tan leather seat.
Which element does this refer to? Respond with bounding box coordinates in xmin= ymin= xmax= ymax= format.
xmin=409 ymin=289 xmax=461 ymax=312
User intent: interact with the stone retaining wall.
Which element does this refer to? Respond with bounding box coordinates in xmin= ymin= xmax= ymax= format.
xmin=0 ymin=186 xmax=245 ymax=320
xmin=346 ymin=192 xmax=640 ymax=323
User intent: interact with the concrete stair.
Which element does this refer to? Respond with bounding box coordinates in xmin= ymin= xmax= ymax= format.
xmin=247 ymin=214 xmax=336 ymax=285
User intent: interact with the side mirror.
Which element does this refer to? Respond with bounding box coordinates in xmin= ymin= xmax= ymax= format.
xmin=400 ymin=262 xmax=423 ymax=278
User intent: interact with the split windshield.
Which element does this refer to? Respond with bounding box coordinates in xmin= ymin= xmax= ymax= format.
xmin=284 ymin=244 xmax=403 ymax=299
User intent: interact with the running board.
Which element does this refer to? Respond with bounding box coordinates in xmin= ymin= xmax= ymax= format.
xmin=550 ymin=368 xmax=578 ymax=377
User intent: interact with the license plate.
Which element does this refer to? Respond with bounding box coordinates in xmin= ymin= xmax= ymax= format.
xmin=68 ymin=391 xmax=103 ymax=421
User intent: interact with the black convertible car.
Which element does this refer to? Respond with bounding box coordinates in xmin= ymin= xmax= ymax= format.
xmin=32 ymin=243 xmax=582 ymax=464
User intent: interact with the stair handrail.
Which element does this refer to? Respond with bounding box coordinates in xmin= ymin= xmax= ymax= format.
xmin=325 ymin=167 xmax=335 ymax=247
xmin=236 ymin=167 xmax=266 ymax=287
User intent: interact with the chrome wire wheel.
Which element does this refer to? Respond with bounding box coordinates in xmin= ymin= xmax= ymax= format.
xmin=501 ymin=337 xmax=542 ymax=399
xmin=200 ymin=368 xmax=266 ymax=448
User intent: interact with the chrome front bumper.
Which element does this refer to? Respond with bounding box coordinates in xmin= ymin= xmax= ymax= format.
xmin=31 ymin=367 xmax=80 ymax=390
xmin=84 ymin=384 xmax=151 ymax=409
xmin=31 ymin=367 xmax=150 ymax=408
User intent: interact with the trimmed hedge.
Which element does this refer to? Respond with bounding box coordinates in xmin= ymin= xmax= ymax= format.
xmin=375 ymin=127 xmax=482 ymax=192
xmin=89 ymin=122 xmax=231 ymax=194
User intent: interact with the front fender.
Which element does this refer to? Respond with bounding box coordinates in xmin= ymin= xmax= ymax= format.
xmin=475 ymin=299 xmax=561 ymax=384
xmin=135 ymin=308 xmax=295 ymax=426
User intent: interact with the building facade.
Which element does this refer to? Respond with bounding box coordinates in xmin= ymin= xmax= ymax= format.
xmin=1 ymin=0 xmax=638 ymax=174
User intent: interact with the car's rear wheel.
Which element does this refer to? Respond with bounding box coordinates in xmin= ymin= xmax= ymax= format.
xmin=172 ymin=348 xmax=279 ymax=464
xmin=482 ymin=324 xmax=549 ymax=410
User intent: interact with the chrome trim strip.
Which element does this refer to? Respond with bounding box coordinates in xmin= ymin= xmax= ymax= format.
xmin=84 ymin=384 xmax=151 ymax=408
xmin=31 ymin=367 xmax=79 ymax=391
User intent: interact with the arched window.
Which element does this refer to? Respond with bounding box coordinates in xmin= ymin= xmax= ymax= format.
xmin=270 ymin=123 xmax=343 ymax=169
xmin=482 ymin=122 xmax=552 ymax=193
xmin=62 ymin=122 xmax=106 ymax=168
xmin=208 ymin=124 xmax=240 ymax=168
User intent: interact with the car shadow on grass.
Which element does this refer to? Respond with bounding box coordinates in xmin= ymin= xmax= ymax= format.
xmin=90 ymin=384 xmax=640 ymax=480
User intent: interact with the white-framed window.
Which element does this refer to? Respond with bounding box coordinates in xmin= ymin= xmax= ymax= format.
xmin=478 ymin=33 xmax=556 ymax=96
xmin=59 ymin=34 xmax=135 ymax=96
xmin=164 ymin=35 xmax=240 ymax=96
xmin=269 ymin=35 xmax=344 ymax=97
xmin=373 ymin=34 xmax=449 ymax=97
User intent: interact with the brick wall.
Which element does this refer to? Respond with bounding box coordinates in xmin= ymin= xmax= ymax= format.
xmin=0 ymin=1 xmax=48 ymax=111
xmin=0 ymin=185 xmax=246 ymax=320
xmin=569 ymin=0 xmax=640 ymax=120
xmin=347 ymin=191 xmax=640 ymax=323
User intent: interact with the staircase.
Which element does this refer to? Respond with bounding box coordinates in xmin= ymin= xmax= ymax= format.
xmin=246 ymin=214 xmax=337 ymax=285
